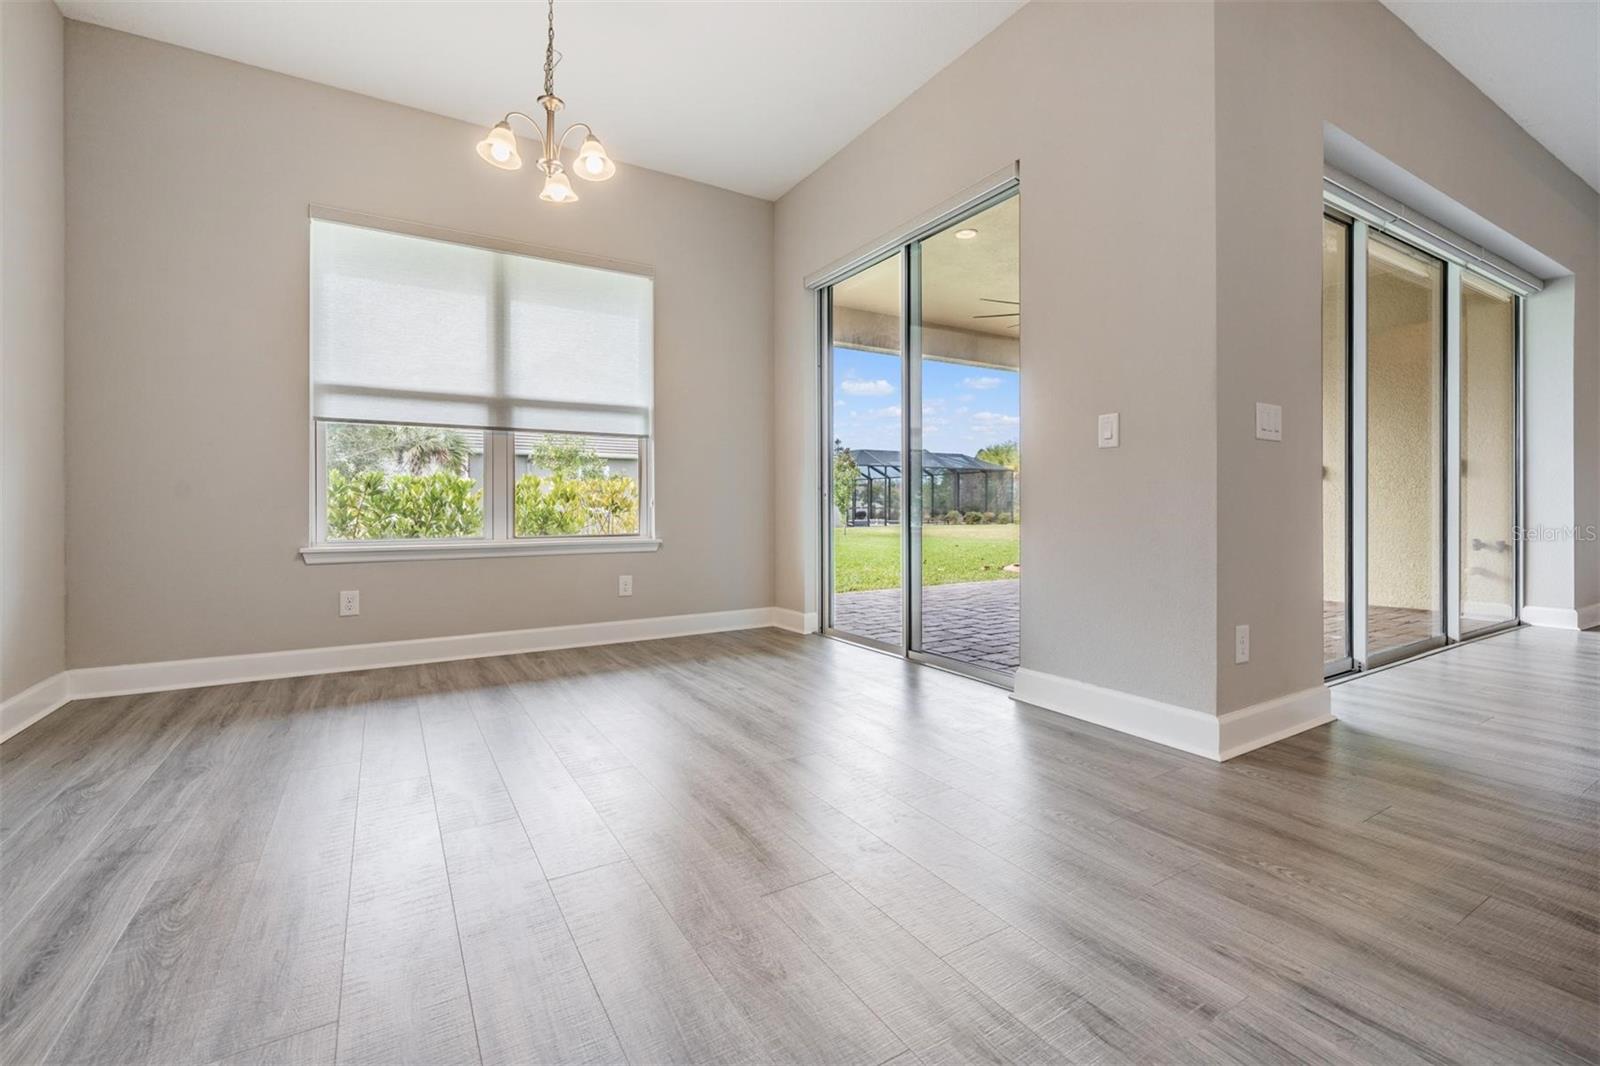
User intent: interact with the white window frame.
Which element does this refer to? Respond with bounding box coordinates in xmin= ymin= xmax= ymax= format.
xmin=301 ymin=423 xmax=658 ymax=564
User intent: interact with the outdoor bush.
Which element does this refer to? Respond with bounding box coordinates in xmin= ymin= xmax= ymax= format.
xmin=945 ymin=509 xmax=964 ymax=525
xmin=996 ymin=512 xmax=1013 ymax=524
xmin=963 ymin=510 xmax=982 ymax=525
xmin=515 ymin=473 xmax=639 ymax=536
xmin=326 ymin=469 xmax=484 ymax=540
xmin=981 ymin=512 xmax=997 ymax=524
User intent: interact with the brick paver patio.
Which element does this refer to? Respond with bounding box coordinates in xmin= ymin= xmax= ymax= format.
xmin=833 ymin=579 xmax=1019 ymax=674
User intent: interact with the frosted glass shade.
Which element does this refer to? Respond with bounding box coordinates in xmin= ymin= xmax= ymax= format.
xmin=539 ymin=170 xmax=579 ymax=203
xmin=574 ymin=135 xmax=616 ymax=181
xmin=476 ymin=123 xmax=522 ymax=170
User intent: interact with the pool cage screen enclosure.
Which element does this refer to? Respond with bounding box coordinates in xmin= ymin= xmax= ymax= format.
xmin=843 ymin=448 xmax=1016 ymax=525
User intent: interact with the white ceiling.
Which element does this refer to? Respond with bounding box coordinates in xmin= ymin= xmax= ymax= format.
xmin=57 ymin=0 xmax=1024 ymax=201
xmin=1381 ymin=0 xmax=1600 ymax=193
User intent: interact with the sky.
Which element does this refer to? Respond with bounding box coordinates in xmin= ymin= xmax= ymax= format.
xmin=831 ymin=346 xmax=1019 ymax=458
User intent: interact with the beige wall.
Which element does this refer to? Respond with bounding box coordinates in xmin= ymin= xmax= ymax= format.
xmin=1 ymin=1 xmax=67 ymax=700
xmin=774 ymin=1 xmax=1220 ymax=711
xmin=64 ymin=23 xmax=774 ymax=668
xmin=1216 ymin=0 xmax=1600 ymax=712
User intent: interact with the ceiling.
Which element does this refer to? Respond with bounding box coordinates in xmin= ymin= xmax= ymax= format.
xmin=1381 ymin=0 xmax=1599 ymax=193
xmin=57 ymin=0 xmax=1024 ymax=201
xmin=834 ymin=197 xmax=1019 ymax=340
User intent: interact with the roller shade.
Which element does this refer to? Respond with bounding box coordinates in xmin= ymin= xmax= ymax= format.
xmin=311 ymin=220 xmax=653 ymax=435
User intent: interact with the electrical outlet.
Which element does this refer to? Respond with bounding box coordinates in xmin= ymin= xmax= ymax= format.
xmin=339 ymin=590 xmax=360 ymax=617
xmin=1234 ymin=624 xmax=1250 ymax=664
xmin=618 ymin=574 xmax=633 ymax=597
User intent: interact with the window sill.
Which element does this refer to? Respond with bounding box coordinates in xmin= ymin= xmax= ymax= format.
xmin=300 ymin=538 xmax=662 ymax=565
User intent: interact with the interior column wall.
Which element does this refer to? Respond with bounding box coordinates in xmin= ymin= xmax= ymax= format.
xmin=1 ymin=1 xmax=68 ymax=702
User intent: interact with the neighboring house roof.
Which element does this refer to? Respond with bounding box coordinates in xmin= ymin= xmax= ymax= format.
xmin=513 ymin=432 xmax=638 ymax=460
xmin=847 ymin=449 xmax=1009 ymax=475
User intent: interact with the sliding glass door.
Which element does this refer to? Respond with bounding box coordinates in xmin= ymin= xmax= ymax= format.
xmin=1322 ymin=218 xmax=1352 ymax=672
xmin=1459 ymin=273 xmax=1518 ymax=635
xmin=821 ymin=187 xmax=1021 ymax=683
xmin=1365 ymin=233 xmax=1446 ymax=663
xmin=1322 ymin=209 xmax=1523 ymax=677
xmin=826 ymin=253 xmax=904 ymax=650
xmin=912 ymin=197 xmax=1020 ymax=677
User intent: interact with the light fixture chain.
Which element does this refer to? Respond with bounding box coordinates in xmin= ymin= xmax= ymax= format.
xmin=543 ymin=0 xmax=557 ymax=98
xmin=478 ymin=0 xmax=610 ymax=201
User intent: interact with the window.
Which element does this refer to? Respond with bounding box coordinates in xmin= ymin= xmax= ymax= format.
xmin=302 ymin=217 xmax=657 ymax=562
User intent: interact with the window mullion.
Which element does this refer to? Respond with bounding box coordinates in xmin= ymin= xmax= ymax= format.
xmin=489 ymin=430 xmax=511 ymax=542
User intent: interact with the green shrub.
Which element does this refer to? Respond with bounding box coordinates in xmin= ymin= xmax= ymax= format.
xmin=515 ymin=474 xmax=639 ymax=537
xmin=326 ymin=469 xmax=483 ymax=540
xmin=945 ymin=509 xmax=964 ymax=525
xmin=981 ymin=511 xmax=997 ymax=524
xmin=963 ymin=510 xmax=982 ymax=525
xmin=996 ymin=512 xmax=1013 ymax=524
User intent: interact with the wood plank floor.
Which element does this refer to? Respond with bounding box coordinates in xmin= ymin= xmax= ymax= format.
xmin=1 ymin=625 xmax=1595 ymax=1065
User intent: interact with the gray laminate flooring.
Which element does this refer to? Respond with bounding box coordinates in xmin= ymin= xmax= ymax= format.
xmin=2 ymin=625 xmax=1595 ymax=1064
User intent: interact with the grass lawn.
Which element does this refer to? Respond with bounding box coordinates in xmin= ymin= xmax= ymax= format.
xmin=832 ymin=524 xmax=1018 ymax=593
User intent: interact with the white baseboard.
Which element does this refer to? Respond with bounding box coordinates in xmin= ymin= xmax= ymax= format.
xmin=1522 ymin=603 xmax=1600 ymax=631
xmin=1216 ymin=685 xmax=1334 ymax=761
xmin=1012 ymin=669 xmax=1332 ymax=761
xmin=1 ymin=606 xmax=801 ymax=743
xmin=0 ymin=672 xmax=73 ymax=744
xmin=1011 ymin=669 xmax=1224 ymax=759
xmin=769 ymin=608 xmax=819 ymax=634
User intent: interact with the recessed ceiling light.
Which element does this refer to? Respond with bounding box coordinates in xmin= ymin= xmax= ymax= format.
xmin=954 ymin=228 xmax=979 ymax=240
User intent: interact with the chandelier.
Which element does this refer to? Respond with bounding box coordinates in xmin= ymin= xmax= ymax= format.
xmin=475 ymin=0 xmax=615 ymax=203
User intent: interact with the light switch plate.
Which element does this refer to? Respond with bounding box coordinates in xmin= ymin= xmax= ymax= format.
xmin=1255 ymin=402 xmax=1282 ymax=442
xmin=1097 ymin=412 xmax=1120 ymax=449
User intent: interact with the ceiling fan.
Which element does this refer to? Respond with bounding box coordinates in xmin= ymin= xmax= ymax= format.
xmin=972 ymin=297 xmax=1020 ymax=330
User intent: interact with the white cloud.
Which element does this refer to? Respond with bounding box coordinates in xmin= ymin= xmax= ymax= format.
xmin=963 ymin=376 xmax=1003 ymax=390
xmin=971 ymin=411 xmax=1020 ymax=428
xmin=869 ymin=405 xmax=902 ymax=419
xmin=840 ymin=377 xmax=894 ymax=396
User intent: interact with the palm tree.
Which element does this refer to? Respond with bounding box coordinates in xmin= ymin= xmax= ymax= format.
xmin=395 ymin=426 xmax=471 ymax=476
xmin=977 ymin=440 xmax=1019 ymax=471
